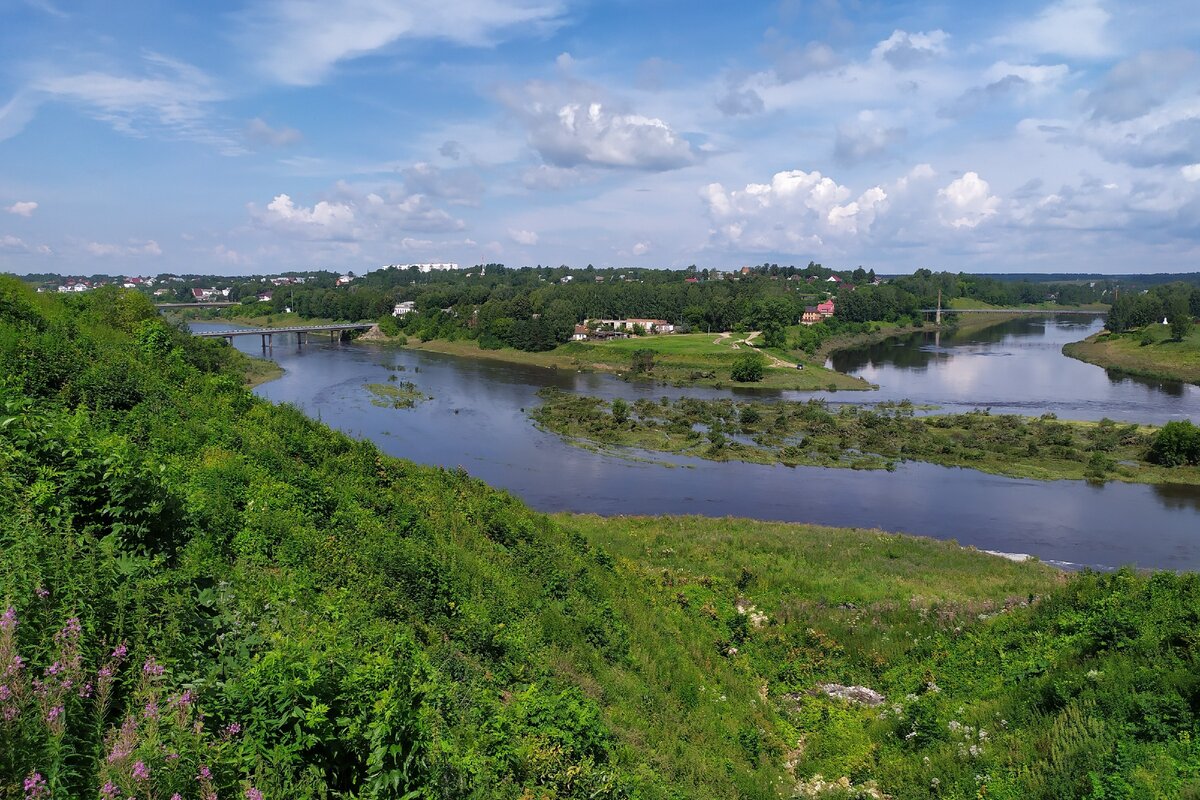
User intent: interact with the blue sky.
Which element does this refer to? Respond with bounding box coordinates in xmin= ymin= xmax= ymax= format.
xmin=1 ymin=0 xmax=1199 ymax=275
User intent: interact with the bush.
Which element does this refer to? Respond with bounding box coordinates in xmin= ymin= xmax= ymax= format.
xmin=730 ymin=352 xmax=765 ymax=383
xmin=1148 ymin=420 xmax=1200 ymax=466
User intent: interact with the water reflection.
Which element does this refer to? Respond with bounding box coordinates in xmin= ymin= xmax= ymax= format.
xmin=824 ymin=315 xmax=1199 ymax=422
xmin=189 ymin=321 xmax=1200 ymax=571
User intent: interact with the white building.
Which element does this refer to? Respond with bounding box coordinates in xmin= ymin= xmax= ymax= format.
xmin=386 ymin=263 xmax=459 ymax=273
xmin=393 ymin=301 xmax=416 ymax=317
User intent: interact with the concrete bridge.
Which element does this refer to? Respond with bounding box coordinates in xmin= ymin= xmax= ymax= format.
xmin=919 ymin=307 xmax=1106 ymax=316
xmin=195 ymin=323 xmax=374 ymax=349
xmin=156 ymin=301 xmax=240 ymax=309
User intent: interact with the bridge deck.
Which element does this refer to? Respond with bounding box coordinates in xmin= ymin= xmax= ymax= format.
xmin=194 ymin=323 xmax=374 ymax=338
xmin=919 ymin=308 xmax=1105 ymax=315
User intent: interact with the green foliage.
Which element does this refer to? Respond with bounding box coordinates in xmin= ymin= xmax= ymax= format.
xmin=629 ymin=348 xmax=655 ymax=374
xmin=1149 ymin=420 xmax=1200 ymax=466
xmin=730 ymin=352 xmax=765 ymax=382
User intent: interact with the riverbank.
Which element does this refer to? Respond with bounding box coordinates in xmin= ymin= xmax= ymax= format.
xmin=532 ymin=389 xmax=1200 ymax=486
xmin=402 ymin=334 xmax=873 ymax=391
xmin=1064 ymin=324 xmax=1200 ymax=386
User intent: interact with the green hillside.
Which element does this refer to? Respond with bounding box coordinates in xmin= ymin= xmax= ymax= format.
xmin=2 ymin=277 xmax=1199 ymax=799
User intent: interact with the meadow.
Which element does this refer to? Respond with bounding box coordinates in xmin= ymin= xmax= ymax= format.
xmin=1065 ymin=323 xmax=1200 ymax=386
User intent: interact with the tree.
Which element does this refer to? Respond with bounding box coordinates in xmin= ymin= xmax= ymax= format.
xmin=630 ymin=349 xmax=655 ymax=374
xmin=611 ymin=398 xmax=629 ymax=424
xmin=1168 ymin=294 xmax=1193 ymax=341
xmin=730 ymin=352 xmax=765 ymax=382
xmin=1149 ymin=421 xmax=1200 ymax=466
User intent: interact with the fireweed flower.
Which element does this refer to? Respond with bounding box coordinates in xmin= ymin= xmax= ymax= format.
xmin=143 ymin=657 xmax=164 ymax=677
xmin=246 ymin=787 xmax=264 ymax=800
xmin=133 ymin=761 xmax=150 ymax=781
xmin=100 ymin=780 xmax=120 ymax=800
xmin=23 ymin=772 xmax=48 ymax=800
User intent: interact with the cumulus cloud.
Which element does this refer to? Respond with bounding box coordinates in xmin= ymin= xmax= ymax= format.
xmin=246 ymin=117 xmax=302 ymax=146
xmin=834 ymin=112 xmax=906 ymax=164
xmin=86 ymin=239 xmax=162 ymax=256
xmin=501 ymin=80 xmax=698 ymax=171
xmin=702 ymin=169 xmax=888 ymax=251
xmin=509 ymin=228 xmax=538 ymax=245
xmin=937 ymin=172 xmax=999 ymax=228
xmin=250 ymin=185 xmax=465 ymax=242
xmin=998 ymin=0 xmax=1112 ymax=58
xmin=1183 ymin=164 xmax=1200 ymax=182
xmin=6 ymin=201 xmax=37 ymax=217
xmin=631 ymin=241 xmax=649 ymax=256
xmin=871 ymin=29 xmax=948 ymax=69
xmin=243 ymin=0 xmax=568 ymax=86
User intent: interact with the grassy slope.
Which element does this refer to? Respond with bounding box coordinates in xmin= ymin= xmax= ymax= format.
xmin=948 ymin=298 xmax=1111 ymax=311
xmin=561 ymin=515 xmax=1200 ymax=799
xmin=1064 ymin=323 xmax=1200 ymax=385
xmin=405 ymin=334 xmax=871 ymax=391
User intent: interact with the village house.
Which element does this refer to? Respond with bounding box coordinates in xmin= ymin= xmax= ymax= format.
xmin=392 ymin=300 xmax=416 ymax=317
xmin=257 ymin=291 xmax=273 ymax=303
xmin=336 ymin=275 xmax=353 ymax=286
xmin=817 ymin=299 xmax=836 ymax=317
xmin=597 ymin=318 xmax=675 ymax=334
xmin=571 ymin=324 xmax=590 ymax=341
xmin=800 ymin=307 xmax=822 ymax=325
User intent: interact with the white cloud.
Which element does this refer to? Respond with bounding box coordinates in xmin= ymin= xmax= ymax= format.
xmin=938 ymin=172 xmax=999 ymax=228
xmin=998 ymin=0 xmax=1112 ymax=58
xmin=502 ymin=80 xmax=698 ymax=171
xmin=871 ymin=30 xmax=948 ymax=69
xmin=0 ymin=234 xmax=52 ymax=254
xmin=631 ymin=241 xmax=649 ymax=256
xmin=86 ymin=239 xmax=162 ymax=256
xmin=246 ymin=117 xmax=302 ymax=147
xmin=32 ymin=53 xmax=237 ymax=152
xmin=250 ymin=184 xmax=465 ymax=242
xmin=509 ymin=228 xmax=538 ymax=245
xmin=984 ymin=62 xmax=1070 ymax=89
xmin=834 ymin=111 xmax=906 ymax=164
xmin=244 ymin=0 xmax=567 ymax=86
xmin=521 ymin=164 xmax=584 ymax=190
xmin=702 ymin=169 xmax=888 ymax=251
xmin=6 ymin=201 xmax=38 ymax=217
xmin=1182 ymin=165 xmax=1200 ymax=182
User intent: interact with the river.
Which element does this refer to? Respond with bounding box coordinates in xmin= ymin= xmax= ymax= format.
xmin=190 ymin=316 xmax=1200 ymax=571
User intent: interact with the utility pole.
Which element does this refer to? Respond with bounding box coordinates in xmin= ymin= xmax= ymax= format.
xmin=936 ymin=289 xmax=942 ymax=326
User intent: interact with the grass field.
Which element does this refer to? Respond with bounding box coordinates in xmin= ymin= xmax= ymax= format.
xmin=948 ymin=298 xmax=1111 ymax=311
xmin=1064 ymin=323 xmax=1200 ymax=385
xmin=407 ymin=333 xmax=873 ymax=391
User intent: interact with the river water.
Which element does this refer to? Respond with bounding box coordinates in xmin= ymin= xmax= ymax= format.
xmin=191 ymin=317 xmax=1200 ymax=571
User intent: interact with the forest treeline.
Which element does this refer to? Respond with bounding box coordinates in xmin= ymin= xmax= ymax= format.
xmin=217 ymin=264 xmax=1128 ymax=353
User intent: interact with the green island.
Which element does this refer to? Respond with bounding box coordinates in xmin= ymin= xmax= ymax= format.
xmin=364 ymin=379 xmax=429 ymax=408
xmin=4 ymin=277 xmax=1200 ymax=799
xmin=1065 ymin=323 xmax=1200 ymax=386
xmin=530 ymin=389 xmax=1200 ymax=485
xmin=1062 ymin=282 xmax=1200 ymax=385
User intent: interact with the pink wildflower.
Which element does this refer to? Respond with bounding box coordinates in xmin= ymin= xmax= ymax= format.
xmin=0 ymin=606 xmax=16 ymax=631
xmin=35 ymin=587 xmax=49 ymax=599
xmin=143 ymin=698 xmax=159 ymax=720
xmin=132 ymin=761 xmax=150 ymax=781
xmin=100 ymin=781 xmax=120 ymax=800
xmin=23 ymin=772 xmax=48 ymax=800
xmin=111 ymin=642 xmax=128 ymax=660
xmin=142 ymin=657 xmax=164 ymax=677
xmin=245 ymin=788 xmax=264 ymax=800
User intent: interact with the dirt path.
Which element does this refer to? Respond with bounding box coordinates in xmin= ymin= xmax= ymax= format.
xmin=741 ymin=331 xmax=797 ymax=368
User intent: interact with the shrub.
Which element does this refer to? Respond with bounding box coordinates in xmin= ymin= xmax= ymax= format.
xmin=730 ymin=352 xmax=765 ymax=382
xmin=1148 ymin=420 xmax=1200 ymax=466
